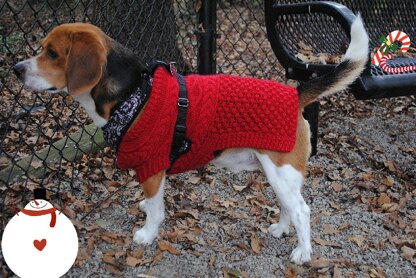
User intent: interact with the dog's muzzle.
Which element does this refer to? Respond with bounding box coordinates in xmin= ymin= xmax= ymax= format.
xmin=13 ymin=62 xmax=26 ymax=81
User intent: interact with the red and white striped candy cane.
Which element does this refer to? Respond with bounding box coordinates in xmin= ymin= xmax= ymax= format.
xmin=379 ymin=54 xmax=416 ymax=74
xmin=372 ymin=30 xmax=411 ymax=66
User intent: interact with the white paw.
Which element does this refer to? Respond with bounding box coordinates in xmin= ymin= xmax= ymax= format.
xmin=268 ymin=223 xmax=290 ymax=238
xmin=133 ymin=228 xmax=157 ymax=245
xmin=290 ymin=245 xmax=312 ymax=265
xmin=139 ymin=200 xmax=146 ymax=212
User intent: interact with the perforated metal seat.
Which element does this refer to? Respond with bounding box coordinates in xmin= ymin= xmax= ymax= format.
xmin=264 ymin=0 xmax=416 ymax=153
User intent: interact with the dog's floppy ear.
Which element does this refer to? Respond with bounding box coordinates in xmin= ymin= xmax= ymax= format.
xmin=66 ymin=32 xmax=106 ymax=95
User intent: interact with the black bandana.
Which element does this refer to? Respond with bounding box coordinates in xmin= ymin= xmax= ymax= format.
xmin=102 ymin=77 xmax=152 ymax=150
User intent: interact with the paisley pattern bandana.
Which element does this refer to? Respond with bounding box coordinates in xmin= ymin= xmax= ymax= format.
xmin=102 ymin=77 xmax=152 ymax=150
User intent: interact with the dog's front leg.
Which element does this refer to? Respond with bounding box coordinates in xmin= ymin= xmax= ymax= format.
xmin=133 ymin=171 xmax=166 ymax=245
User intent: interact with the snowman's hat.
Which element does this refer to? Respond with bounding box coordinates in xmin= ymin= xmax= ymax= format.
xmin=34 ymin=188 xmax=47 ymax=200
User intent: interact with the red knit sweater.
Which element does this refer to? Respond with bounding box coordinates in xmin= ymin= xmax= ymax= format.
xmin=117 ymin=68 xmax=298 ymax=183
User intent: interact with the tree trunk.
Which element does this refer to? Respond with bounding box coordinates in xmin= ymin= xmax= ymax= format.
xmin=91 ymin=0 xmax=191 ymax=73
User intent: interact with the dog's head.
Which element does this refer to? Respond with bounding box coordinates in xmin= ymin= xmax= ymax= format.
xmin=14 ymin=23 xmax=146 ymax=125
xmin=14 ymin=23 xmax=108 ymax=95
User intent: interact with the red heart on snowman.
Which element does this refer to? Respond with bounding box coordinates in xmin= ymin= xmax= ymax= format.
xmin=33 ymin=239 xmax=47 ymax=251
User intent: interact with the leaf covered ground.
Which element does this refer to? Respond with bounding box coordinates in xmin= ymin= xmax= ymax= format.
xmin=3 ymin=93 xmax=414 ymax=278
xmin=71 ymin=93 xmax=416 ymax=278
xmin=1 ymin=2 xmax=416 ymax=278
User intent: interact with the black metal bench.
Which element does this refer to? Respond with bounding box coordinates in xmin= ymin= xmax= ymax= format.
xmin=264 ymin=0 xmax=416 ymax=154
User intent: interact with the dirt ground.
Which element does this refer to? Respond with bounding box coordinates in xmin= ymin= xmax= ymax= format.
xmin=1 ymin=2 xmax=415 ymax=277
xmin=52 ymin=93 xmax=415 ymax=278
xmin=1 ymin=83 xmax=415 ymax=278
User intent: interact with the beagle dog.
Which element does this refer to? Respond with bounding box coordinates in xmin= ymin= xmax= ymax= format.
xmin=14 ymin=16 xmax=368 ymax=264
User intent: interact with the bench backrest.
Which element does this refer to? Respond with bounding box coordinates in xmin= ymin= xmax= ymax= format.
xmin=274 ymin=0 xmax=416 ymax=59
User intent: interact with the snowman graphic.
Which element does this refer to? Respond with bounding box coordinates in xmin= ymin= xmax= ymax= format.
xmin=1 ymin=188 xmax=79 ymax=278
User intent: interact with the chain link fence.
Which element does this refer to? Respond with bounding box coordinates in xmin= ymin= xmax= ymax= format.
xmin=0 ymin=1 xmax=285 ymax=265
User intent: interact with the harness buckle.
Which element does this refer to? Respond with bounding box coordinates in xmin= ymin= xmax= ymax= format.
xmin=178 ymin=97 xmax=189 ymax=107
xmin=169 ymin=62 xmax=178 ymax=76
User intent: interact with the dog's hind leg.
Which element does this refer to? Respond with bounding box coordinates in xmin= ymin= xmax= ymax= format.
xmin=268 ymin=206 xmax=290 ymax=238
xmin=255 ymin=152 xmax=312 ymax=265
xmin=133 ymin=171 xmax=166 ymax=245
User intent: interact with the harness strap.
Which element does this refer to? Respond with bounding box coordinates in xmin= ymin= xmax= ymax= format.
xmin=169 ymin=72 xmax=192 ymax=167
xmin=148 ymin=61 xmax=192 ymax=170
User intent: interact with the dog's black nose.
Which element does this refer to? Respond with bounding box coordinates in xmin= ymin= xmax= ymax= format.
xmin=13 ymin=63 xmax=26 ymax=79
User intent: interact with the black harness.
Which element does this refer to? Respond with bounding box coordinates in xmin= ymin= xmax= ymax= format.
xmin=103 ymin=60 xmax=192 ymax=171
xmin=147 ymin=61 xmax=192 ymax=170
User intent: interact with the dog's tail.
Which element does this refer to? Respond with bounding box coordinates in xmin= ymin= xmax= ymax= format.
xmin=297 ymin=15 xmax=369 ymax=108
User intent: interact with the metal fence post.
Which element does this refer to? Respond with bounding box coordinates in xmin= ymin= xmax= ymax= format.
xmin=197 ymin=0 xmax=217 ymax=74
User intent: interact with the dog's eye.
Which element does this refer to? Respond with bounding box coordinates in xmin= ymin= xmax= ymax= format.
xmin=47 ymin=49 xmax=58 ymax=60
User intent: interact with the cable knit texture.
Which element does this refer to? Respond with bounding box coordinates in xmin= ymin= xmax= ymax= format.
xmin=117 ymin=68 xmax=298 ymax=183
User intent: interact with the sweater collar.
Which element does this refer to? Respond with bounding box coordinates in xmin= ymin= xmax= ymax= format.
xmin=102 ymin=75 xmax=153 ymax=150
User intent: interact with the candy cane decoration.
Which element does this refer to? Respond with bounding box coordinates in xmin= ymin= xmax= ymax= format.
xmin=372 ymin=30 xmax=410 ymax=66
xmin=379 ymin=54 xmax=416 ymax=74
xmin=372 ymin=30 xmax=414 ymax=73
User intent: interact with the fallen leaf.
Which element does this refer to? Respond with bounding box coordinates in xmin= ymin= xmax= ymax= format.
xmin=375 ymin=267 xmax=388 ymax=278
xmin=75 ymin=247 xmax=90 ymax=267
xmin=378 ymin=193 xmax=391 ymax=205
xmin=73 ymin=199 xmax=90 ymax=212
xmin=158 ymin=240 xmax=181 ymax=255
xmin=234 ymin=242 xmax=251 ymax=252
xmin=151 ymin=251 xmax=164 ymax=265
xmin=311 ymin=214 xmax=322 ymax=226
xmin=103 ymin=165 xmax=114 ymax=179
xmin=401 ymin=246 xmax=416 ymax=261
xmin=328 ymin=173 xmax=341 ymax=181
xmin=62 ymin=206 xmax=77 ymax=219
xmin=339 ymin=223 xmax=352 ymax=231
xmin=329 ymin=201 xmax=340 ymax=210
xmin=358 ymin=172 xmax=375 ymax=181
xmin=127 ymin=206 xmax=140 ymax=216
xmin=308 ymin=258 xmax=332 ymax=269
xmin=87 ymin=238 xmax=95 ymax=253
xmin=311 ymin=177 xmax=321 ymax=188
xmin=284 ymin=265 xmax=297 ymax=278
xmin=240 ymin=271 xmax=251 ymax=278
xmin=31 ymin=160 xmax=43 ymax=169
xmin=105 ymin=265 xmax=122 ymax=276
xmin=284 ymin=263 xmax=305 ymax=278
xmin=322 ymin=226 xmax=341 ymax=235
xmin=314 ymin=238 xmax=342 ymax=248
xmin=299 ymin=40 xmax=313 ymax=52
xmin=101 ymin=232 xmax=124 ymax=244
xmin=233 ymin=184 xmax=247 ymax=192
xmin=382 ymin=176 xmax=394 ymax=186
xmin=195 ymin=0 xmax=202 ymax=12
xmin=126 ymin=256 xmax=153 ymax=268
xmin=223 ymin=267 xmax=241 ymax=278
xmin=165 ymin=227 xmax=186 ymax=243
xmin=130 ymin=247 xmax=145 ymax=259
xmin=384 ymin=160 xmax=396 ymax=172
xmin=209 ymin=254 xmax=216 ymax=267
xmin=0 ymin=156 xmax=9 ymax=167
xmin=103 ymin=252 xmax=120 ymax=267
xmin=382 ymin=203 xmax=399 ymax=212
xmin=188 ymin=175 xmax=201 ymax=184
xmin=250 ymin=234 xmax=262 ymax=254
xmin=331 ymin=182 xmax=343 ymax=192
xmin=333 ymin=265 xmax=342 ymax=278
xmin=184 ymin=209 xmax=199 ymax=219
xmin=348 ymin=235 xmax=365 ymax=248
